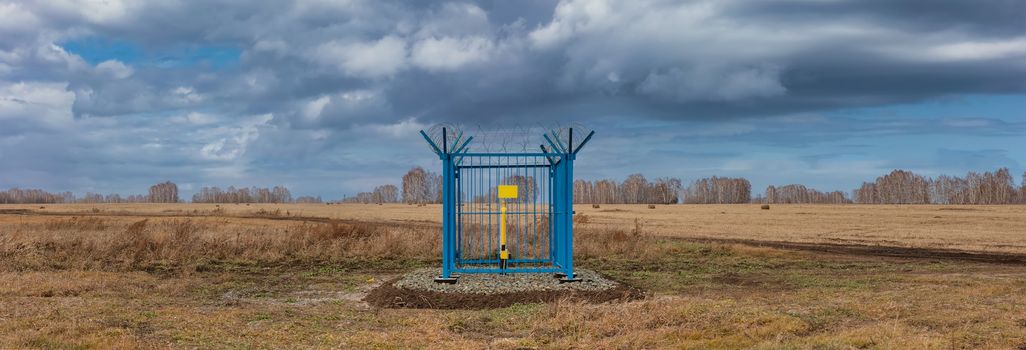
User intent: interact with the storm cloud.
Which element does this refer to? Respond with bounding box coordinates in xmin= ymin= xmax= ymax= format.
xmin=2 ymin=0 xmax=1025 ymax=197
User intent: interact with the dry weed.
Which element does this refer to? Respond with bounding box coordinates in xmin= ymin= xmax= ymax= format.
xmin=44 ymin=217 xmax=108 ymax=231
xmin=0 ymin=216 xmax=439 ymax=272
xmin=575 ymin=221 xmax=651 ymax=258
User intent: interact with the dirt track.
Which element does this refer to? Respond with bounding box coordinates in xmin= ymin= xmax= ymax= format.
xmin=675 ymin=237 xmax=1026 ymax=265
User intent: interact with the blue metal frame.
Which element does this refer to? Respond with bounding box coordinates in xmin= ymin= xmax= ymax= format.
xmin=422 ymin=128 xmax=594 ymax=280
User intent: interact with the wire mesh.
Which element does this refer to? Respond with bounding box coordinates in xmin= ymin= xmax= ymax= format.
xmin=456 ymin=154 xmax=552 ymax=270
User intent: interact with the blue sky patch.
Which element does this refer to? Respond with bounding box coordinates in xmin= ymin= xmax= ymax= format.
xmin=61 ymin=37 xmax=241 ymax=69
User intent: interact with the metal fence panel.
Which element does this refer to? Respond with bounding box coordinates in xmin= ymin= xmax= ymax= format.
xmin=421 ymin=127 xmax=593 ymax=282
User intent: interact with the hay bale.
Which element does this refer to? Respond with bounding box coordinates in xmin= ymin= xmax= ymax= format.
xmin=647 ymin=204 xmax=656 ymax=209
xmin=761 ymin=204 xmax=770 ymax=210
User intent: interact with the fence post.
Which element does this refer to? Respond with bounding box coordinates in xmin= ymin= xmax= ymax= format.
xmin=435 ymin=129 xmax=458 ymax=283
xmin=562 ymin=152 xmax=577 ymax=281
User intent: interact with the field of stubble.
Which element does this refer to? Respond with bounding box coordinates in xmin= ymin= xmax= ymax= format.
xmin=1 ymin=203 xmax=1025 ymax=349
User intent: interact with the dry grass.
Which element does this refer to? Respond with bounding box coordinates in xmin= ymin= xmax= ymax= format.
xmin=8 ymin=203 xmax=1026 ymax=253
xmin=0 ymin=215 xmax=438 ymax=272
xmin=1 ymin=204 xmax=1026 ymax=348
xmin=0 ymin=209 xmax=675 ymax=273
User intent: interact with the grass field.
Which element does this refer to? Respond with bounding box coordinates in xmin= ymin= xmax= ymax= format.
xmin=1 ymin=204 xmax=1025 ymax=348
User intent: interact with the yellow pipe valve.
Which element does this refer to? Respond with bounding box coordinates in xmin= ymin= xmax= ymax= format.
xmin=497 ymin=185 xmax=517 ymax=269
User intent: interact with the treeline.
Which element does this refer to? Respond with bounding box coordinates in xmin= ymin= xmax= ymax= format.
xmin=191 ymin=186 xmax=294 ymax=203
xmin=574 ymin=175 xmax=682 ymax=204
xmin=359 ymin=169 xmax=820 ymax=205
xmin=8 ymin=167 xmax=1025 ymax=206
xmin=1 ymin=188 xmax=80 ymax=204
xmin=761 ymin=185 xmax=851 ymax=204
xmin=682 ymin=176 xmax=751 ymax=204
xmin=295 ymin=196 xmax=324 ymax=203
xmin=356 ymin=169 xmax=686 ymax=205
xmin=0 ymin=181 xmax=178 ymax=204
xmin=341 ymin=185 xmax=399 ymax=204
xmin=77 ymin=193 xmax=150 ymax=203
xmin=1 ymin=182 xmax=317 ymax=204
xmin=854 ymin=168 xmax=1026 ymax=204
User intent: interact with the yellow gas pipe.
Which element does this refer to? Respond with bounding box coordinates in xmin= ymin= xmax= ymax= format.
xmin=499 ymin=203 xmax=508 ymax=269
xmin=497 ymin=185 xmax=517 ymax=271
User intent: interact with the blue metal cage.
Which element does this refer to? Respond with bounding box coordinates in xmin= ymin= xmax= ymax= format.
xmin=420 ymin=127 xmax=594 ymax=283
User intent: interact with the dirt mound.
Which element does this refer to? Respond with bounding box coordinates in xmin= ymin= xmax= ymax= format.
xmin=364 ymin=272 xmax=645 ymax=309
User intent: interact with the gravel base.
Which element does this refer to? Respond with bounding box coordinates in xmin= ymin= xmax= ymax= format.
xmin=393 ymin=268 xmax=619 ymax=294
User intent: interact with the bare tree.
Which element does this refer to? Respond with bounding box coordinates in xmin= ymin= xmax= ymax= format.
xmin=402 ymin=167 xmax=432 ymax=204
xmin=854 ymin=170 xmax=929 ymax=204
xmin=148 ymin=181 xmax=179 ymax=203
xmin=1017 ymin=171 xmax=1026 ymax=204
xmin=373 ymin=184 xmax=399 ymax=203
xmin=571 ymin=176 xmax=681 ymax=204
xmin=574 ymin=180 xmax=594 ymax=204
xmin=0 ymin=188 xmax=73 ymax=204
xmin=683 ymin=176 xmax=751 ymax=204
xmin=621 ymin=174 xmax=648 ymax=204
xmin=295 ymin=196 xmax=323 ymax=203
xmin=595 ymin=179 xmax=619 ymax=203
xmin=191 ymin=185 xmax=294 ymax=203
xmin=765 ymin=184 xmax=850 ymax=204
xmin=856 ymin=168 xmax=1021 ymax=204
xmin=655 ymin=177 xmax=683 ymax=204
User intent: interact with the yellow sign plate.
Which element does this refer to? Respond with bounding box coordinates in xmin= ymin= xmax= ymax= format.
xmin=498 ymin=185 xmax=518 ymax=199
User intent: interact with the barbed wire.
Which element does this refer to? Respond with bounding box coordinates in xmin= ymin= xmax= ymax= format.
xmin=550 ymin=122 xmax=594 ymax=153
xmin=423 ymin=123 xmax=594 ymax=154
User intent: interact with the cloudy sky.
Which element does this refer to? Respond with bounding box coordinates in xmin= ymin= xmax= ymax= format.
xmin=2 ymin=0 xmax=1025 ymax=199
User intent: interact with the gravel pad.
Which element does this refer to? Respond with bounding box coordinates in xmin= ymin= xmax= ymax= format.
xmin=365 ymin=268 xmax=645 ymax=309
xmin=396 ymin=268 xmax=616 ymax=293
